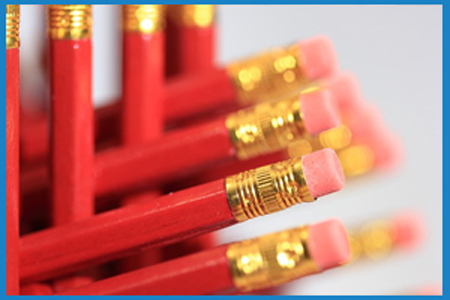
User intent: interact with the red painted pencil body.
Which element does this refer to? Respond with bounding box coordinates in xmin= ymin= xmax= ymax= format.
xmin=47 ymin=4 xmax=95 ymax=290
xmin=122 ymin=32 xmax=164 ymax=144
xmin=20 ymin=117 xmax=233 ymax=197
xmin=20 ymin=180 xmax=236 ymax=283
xmin=97 ymin=117 xmax=234 ymax=197
xmin=58 ymin=246 xmax=234 ymax=295
xmin=50 ymin=39 xmax=94 ymax=225
xmin=166 ymin=5 xmax=216 ymax=76
xmin=6 ymin=46 xmax=20 ymax=296
xmin=120 ymin=5 xmax=166 ymax=270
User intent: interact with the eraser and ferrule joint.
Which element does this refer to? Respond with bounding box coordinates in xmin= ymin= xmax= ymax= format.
xmin=226 ymin=44 xmax=307 ymax=105
xmin=225 ymin=157 xmax=314 ymax=222
xmin=226 ymin=226 xmax=318 ymax=292
xmin=167 ymin=5 xmax=215 ymax=28
xmin=47 ymin=5 xmax=92 ymax=40
xmin=6 ymin=5 xmax=20 ymax=49
xmin=226 ymin=96 xmax=307 ymax=160
xmin=122 ymin=5 xmax=165 ymax=34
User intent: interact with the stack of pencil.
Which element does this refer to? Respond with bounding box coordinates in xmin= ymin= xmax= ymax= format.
xmin=7 ymin=5 xmax=433 ymax=295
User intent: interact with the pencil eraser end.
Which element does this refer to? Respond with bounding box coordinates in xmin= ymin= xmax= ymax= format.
xmin=300 ymin=90 xmax=341 ymax=135
xmin=298 ymin=35 xmax=338 ymax=80
xmin=391 ymin=211 xmax=426 ymax=249
xmin=374 ymin=132 xmax=403 ymax=170
xmin=326 ymin=72 xmax=364 ymax=111
xmin=308 ymin=219 xmax=351 ymax=270
xmin=302 ymin=148 xmax=345 ymax=198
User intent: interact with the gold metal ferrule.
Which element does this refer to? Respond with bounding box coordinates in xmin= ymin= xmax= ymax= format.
xmin=287 ymin=125 xmax=352 ymax=159
xmin=227 ymin=226 xmax=319 ymax=292
xmin=47 ymin=5 xmax=92 ymax=40
xmin=167 ymin=5 xmax=215 ymax=27
xmin=6 ymin=5 xmax=20 ymax=49
xmin=122 ymin=5 xmax=165 ymax=34
xmin=226 ymin=157 xmax=314 ymax=222
xmin=226 ymin=44 xmax=307 ymax=105
xmin=226 ymin=96 xmax=307 ymax=160
xmin=337 ymin=145 xmax=374 ymax=177
xmin=349 ymin=220 xmax=394 ymax=261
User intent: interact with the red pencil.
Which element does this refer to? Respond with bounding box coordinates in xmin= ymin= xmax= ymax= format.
xmin=21 ymin=88 xmax=341 ymax=198
xmin=166 ymin=5 xmax=216 ymax=76
xmin=6 ymin=5 xmax=20 ymax=295
xmin=19 ymin=35 xmax=338 ymax=165
xmin=47 ymin=4 xmax=94 ymax=225
xmin=57 ymin=219 xmax=350 ymax=295
xmin=121 ymin=5 xmax=165 ymax=144
xmin=20 ymin=149 xmax=345 ymax=283
xmin=120 ymin=4 xmax=166 ymax=270
xmin=47 ymin=4 xmax=94 ymax=290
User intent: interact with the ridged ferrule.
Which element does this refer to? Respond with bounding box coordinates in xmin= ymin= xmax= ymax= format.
xmin=337 ymin=145 xmax=374 ymax=177
xmin=348 ymin=220 xmax=394 ymax=261
xmin=47 ymin=5 xmax=92 ymax=40
xmin=225 ymin=157 xmax=314 ymax=222
xmin=167 ymin=5 xmax=215 ymax=27
xmin=226 ymin=96 xmax=307 ymax=160
xmin=226 ymin=44 xmax=307 ymax=105
xmin=6 ymin=5 xmax=20 ymax=49
xmin=122 ymin=5 xmax=165 ymax=34
xmin=227 ymin=226 xmax=319 ymax=292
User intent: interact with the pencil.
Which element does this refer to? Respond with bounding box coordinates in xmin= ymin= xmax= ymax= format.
xmin=6 ymin=4 xmax=20 ymax=295
xmin=47 ymin=4 xmax=95 ymax=290
xmin=20 ymin=149 xmax=345 ymax=283
xmin=57 ymin=219 xmax=350 ymax=295
xmin=120 ymin=5 xmax=166 ymax=270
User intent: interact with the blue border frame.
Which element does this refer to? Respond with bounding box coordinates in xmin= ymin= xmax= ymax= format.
xmin=2 ymin=2 xmax=444 ymax=297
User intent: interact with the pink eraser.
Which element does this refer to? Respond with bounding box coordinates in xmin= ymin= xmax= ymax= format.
xmin=346 ymin=103 xmax=383 ymax=140
xmin=372 ymin=130 xmax=403 ymax=170
xmin=297 ymin=35 xmax=338 ymax=80
xmin=326 ymin=72 xmax=364 ymax=111
xmin=307 ymin=219 xmax=351 ymax=270
xmin=301 ymin=148 xmax=345 ymax=198
xmin=390 ymin=211 xmax=426 ymax=250
xmin=300 ymin=89 xmax=341 ymax=135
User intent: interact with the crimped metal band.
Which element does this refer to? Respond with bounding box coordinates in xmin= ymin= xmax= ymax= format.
xmin=337 ymin=144 xmax=374 ymax=177
xmin=226 ymin=96 xmax=306 ymax=160
xmin=348 ymin=220 xmax=393 ymax=261
xmin=6 ymin=5 xmax=20 ymax=49
xmin=227 ymin=226 xmax=319 ymax=292
xmin=226 ymin=44 xmax=307 ymax=105
xmin=48 ymin=5 xmax=92 ymax=40
xmin=226 ymin=157 xmax=314 ymax=222
xmin=122 ymin=5 xmax=165 ymax=34
xmin=167 ymin=5 xmax=215 ymax=27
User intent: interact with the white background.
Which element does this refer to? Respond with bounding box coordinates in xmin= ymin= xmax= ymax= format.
xmin=20 ymin=5 xmax=442 ymax=295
